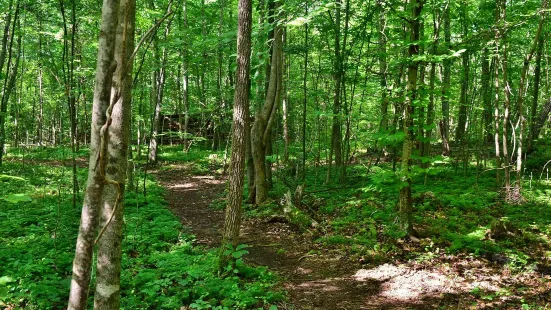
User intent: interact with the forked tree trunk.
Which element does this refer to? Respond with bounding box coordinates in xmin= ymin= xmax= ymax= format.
xmin=250 ymin=11 xmax=283 ymax=204
xmin=68 ymin=0 xmax=120 ymax=308
xmin=93 ymin=0 xmax=135 ymax=307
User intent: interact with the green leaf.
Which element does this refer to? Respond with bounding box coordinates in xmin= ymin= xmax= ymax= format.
xmin=0 ymin=174 xmax=26 ymax=181
xmin=270 ymin=305 xmax=278 ymax=310
xmin=236 ymin=244 xmax=249 ymax=251
xmin=0 ymin=276 xmax=14 ymax=286
xmin=3 ymin=194 xmax=33 ymax=204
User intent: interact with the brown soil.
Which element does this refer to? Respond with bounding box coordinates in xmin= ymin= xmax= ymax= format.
xmin=155 ymin=164 xmax=551 ymax=310
xmin=155 ymin=164 xmax=226 ymax=246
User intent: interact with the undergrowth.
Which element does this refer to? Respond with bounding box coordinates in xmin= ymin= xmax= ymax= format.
xmin=0 ymin=148 xmax=283 ymax=309
xmin=242 ymin=151 xmax=551 ymax=273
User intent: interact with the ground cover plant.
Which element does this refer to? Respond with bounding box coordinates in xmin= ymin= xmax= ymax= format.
xmin=1 ymin=0 xmax=551 ymax=308
xmin=0 ymin=148 xmax=283 ymax=309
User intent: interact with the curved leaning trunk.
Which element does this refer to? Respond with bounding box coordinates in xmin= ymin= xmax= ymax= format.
xmin=250 ymin=20 xmax=283 ymax=205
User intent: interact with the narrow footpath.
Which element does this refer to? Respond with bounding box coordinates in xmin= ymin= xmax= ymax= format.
xmin=155 ymin=164 xmax=509 ymax=309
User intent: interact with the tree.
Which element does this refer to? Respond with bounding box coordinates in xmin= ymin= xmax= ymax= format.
xmin=250 ymin=1 xmax=283 ymax=205
xmin=68 ymin=0 xmax=121 ymax=308
xmin=399 ymin=0 xmax=423 ymax=237
xmin=93 ymin=0 xmax=136 ymax=307
xmin=68 ymin=0 xmax=136 ymax=307
xmin=220 ymin=0 xmax=252 ymax=261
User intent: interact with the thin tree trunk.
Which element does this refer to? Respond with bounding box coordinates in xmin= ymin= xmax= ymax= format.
xmin=481 ymin=47 xmax=492 ymax=143
xmin=440 ymin=4 xmax=450 ymax=156
xmin=423 ymin=6 xmax=440 ymax=167
xmin=182 ymin=0 xmax=190 ymax=150
xmin=514 ymin=0 xmax=547 ymax=190
xmin=399 ymin=0 xmax=423 ymax=237
xmin=455 ymin=1 xmax=469 ymax=143
xmin=326 ymin=0 xmax=343 ymax=183
xmin=302 ymin=0 xmax=309 ymax=181
xmin=528 ymin=35 xmax=544 ymax=154
xmin=498 ymin=0 xmax=511 ymax=195
xmin=378 ymin=0 xmax=388 ymax=133
xmin=149 ymin=25 xmax=169 ymax=162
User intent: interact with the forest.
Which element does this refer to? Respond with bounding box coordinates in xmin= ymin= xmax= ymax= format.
xmin=1 ymin=0 xmax=551 ymax=308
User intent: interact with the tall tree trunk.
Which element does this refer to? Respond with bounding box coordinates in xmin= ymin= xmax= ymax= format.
xmin=326 ymin=0 xmax=343 ymax=183
xmin=182 ymin=0 xmax=190 ymax=151
xmin=68 ymin=0 xmax=120 ymax=308
xmin=302 ymin=0 xmax=309 ymax=181
xmin=498 ymin=0 xmax=511 ymax=196
xmin=423 ymin=5 xmax=440 ymax=167
xmin=0 ymin=0 xmax=19 ymax=166
xmin=399 ymin=0 xmax=423 ymax=237
xmin=378 ymin=0 xmax=388 ymax=133
xmin=513 ymin=0 xmax=547 ymax=191
xmin=528 ymin=35 xmax=544 ymax=154
xmin=282 ymin=27 xmax=290 ymax=163
xmin=440 ymin=3 xmax=450 ymax=156
xmin=221 ymin=0 xmax=252 ymax=256
xmin=93 ymin=0 xmax=135 ymax=307
xmin=455 ymin=1 xmax=469 ymax=143
xmin=250 ymin=6 xmax=283 ymax=204
xmin=148 ymin=19 xmax=170 ymax=163
xmin=481 ymin=47 xmax=492 ymax=143
xmin=60 ymin=0 xmax=79 ymax=208
xmin=494 ymin=31 xmax=502 ymax=185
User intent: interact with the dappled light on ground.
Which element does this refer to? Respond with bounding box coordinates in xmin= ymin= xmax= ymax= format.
xmin=353 ymin=263 xmax=498 ymax=303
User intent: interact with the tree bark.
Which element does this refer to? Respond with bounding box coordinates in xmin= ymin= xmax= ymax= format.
xmin=498 ymin=0 xmax=512 ymax=196
xmin=399 ymin=0 xmax=423 ymax=237
xmin=93 ymin=0 xmax=135 ymax=307
xmin=221 ymin=0 xmax=252 ymax=255
xmin=326 ymin=0 xmax=343 ymax=183
xmin=68 ymin=0 xmax=120 ymax=308
xmin=513 ymin=0 xmax=547 ymax=189
xmin=0 ymin=0 xmax=19 ymax=166
xmin=528 ymin=35 xmax=544 ymax=154
xmin=440 ymin=3 xmax=450 ymax=156
xmin=481 ymin=47 xmax=492 ymax=143
xmin=250 ymin=3 xmax=283 ymax=204
xmin=455 ymin=1 xmax=469 ymax=143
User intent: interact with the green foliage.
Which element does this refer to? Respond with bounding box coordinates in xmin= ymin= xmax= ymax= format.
xmin=252 ymin=160 xmax=551 ymax=269
xmin=2 ymin=193 xmax=33 ymax=204
xmin=0 ymin=152 xmax=283 ymax=309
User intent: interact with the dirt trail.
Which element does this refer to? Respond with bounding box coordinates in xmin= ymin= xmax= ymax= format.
xmin=155 ymin=165 xmax=536 ymax=309
xmin=156 ymin=164 xmax=380 ymax=309
xmin=155 ymin=165 xmax=226 ymax=246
